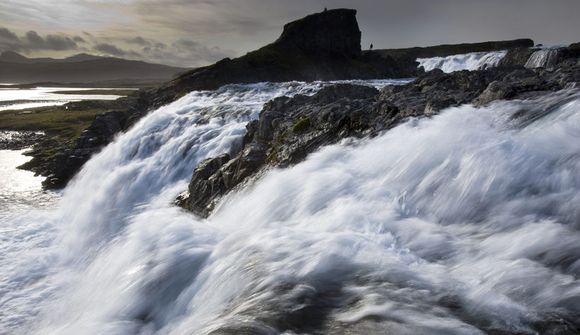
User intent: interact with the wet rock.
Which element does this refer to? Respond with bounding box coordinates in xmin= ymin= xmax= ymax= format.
xmin=181 ymin=84 xmax=381 ymax=216
xmin=498 ymin=47 xmax=535 ymax=67
xmin=41 ymin=110 xmax=131 ymax=189
xmin=0 ymin=131 xmax=45 ymax=150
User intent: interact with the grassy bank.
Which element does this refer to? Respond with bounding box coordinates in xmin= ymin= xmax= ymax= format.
xmin=0 ymin=97 xmax=136 ymax=180
xmin=0 ymin=98 xmax=134 ymax=139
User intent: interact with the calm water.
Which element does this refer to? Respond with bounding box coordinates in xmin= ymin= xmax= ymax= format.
xmin=0 ymin=86 xmax=135 ymax=111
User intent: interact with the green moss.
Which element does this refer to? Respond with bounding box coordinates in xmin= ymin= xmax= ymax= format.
xmin=293 ymin=117 xmax=311 ymax=132
xmin=0 ymin=107 xmax=103 ymax=138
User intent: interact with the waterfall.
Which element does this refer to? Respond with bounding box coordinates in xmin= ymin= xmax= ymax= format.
xmin=417 ymin=51 xmax=507 ymax=73
xmin=525 ymin=48 xmax=562 ymax=69
xmin=2 ymin=82 xmax=580 ymax=334
xmin=0 ymin=79 xmax=403 ymax=334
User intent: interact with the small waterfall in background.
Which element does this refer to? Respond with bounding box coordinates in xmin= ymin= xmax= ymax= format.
xmin=417 ymin=50 xmax=507 ymax=73
xmin=525 ymin=47 xmax=563 ymax=69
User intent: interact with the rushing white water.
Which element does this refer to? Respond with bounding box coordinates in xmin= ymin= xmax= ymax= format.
xmin=417 ymin=51 xmax=507 ymax=73
xmin=2 ymin=81 xmax=580 ymax=334
xmin=525 ymin=48 xmax=562 ymax=69
xmin=0 ymin=79 xmax=404 ymax=334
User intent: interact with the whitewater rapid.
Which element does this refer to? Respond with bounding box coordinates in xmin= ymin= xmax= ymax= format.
xmin=417 ymin=51 xmax=507 ymax=73
xmin=2 ymin=81 xmax=580 ymax=334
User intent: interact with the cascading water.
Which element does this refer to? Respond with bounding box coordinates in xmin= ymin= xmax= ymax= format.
xmin=0 ymin=79 xmax=403 ymax=334
xmin=2 ymin=81 xmax=580 ymax=334
xmin=417 ymin=51 xmax=507 ymax=73
xmin=525 ymin=48 xmax=562 ymax=69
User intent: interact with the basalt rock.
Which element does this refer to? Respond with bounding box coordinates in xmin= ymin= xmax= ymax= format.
xmin=180 ymin=84 xmax=382 ymax=215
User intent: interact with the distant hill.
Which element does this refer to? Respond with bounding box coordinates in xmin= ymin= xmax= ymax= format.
xmin=0 ymin=51 xmax=189 ymax=84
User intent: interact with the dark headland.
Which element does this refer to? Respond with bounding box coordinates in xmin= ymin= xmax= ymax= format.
xmin=7 ymin=8 xmax=580 ymax=195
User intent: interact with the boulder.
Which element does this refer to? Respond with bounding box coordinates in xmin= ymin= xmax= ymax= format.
xmin=498 ymin=48 xmax=535 ymax=67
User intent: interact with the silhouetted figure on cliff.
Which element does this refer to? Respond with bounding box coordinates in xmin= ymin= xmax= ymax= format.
xmin=370 ymin=43 xmax=374 ymax=50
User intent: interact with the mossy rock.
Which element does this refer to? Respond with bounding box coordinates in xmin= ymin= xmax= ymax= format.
xmin=293 ymin=117 xmax=311 ymax=132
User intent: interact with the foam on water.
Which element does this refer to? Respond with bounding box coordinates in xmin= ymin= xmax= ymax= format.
xmin=2 ymin=81 xmax=580 ymax=334
xmin=417 ymin=51 xmax=507 ymax=73
xmin=0 ymin=79 xmax=403 ymax=333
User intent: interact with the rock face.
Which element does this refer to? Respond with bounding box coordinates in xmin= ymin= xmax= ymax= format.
xmin=498 ymin=48 xmax=536 ymax=67
xmin=499 ymin=42 xmax=580 ymax=68
xmin=274 ymin=9 xmax=361 ymax=57
xmin=181 ymin=56 xmax=580 ymax=217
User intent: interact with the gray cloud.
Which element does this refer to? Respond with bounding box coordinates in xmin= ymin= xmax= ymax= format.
xmin=91 ymin=38 xmax=230 ymax=67
xmin=94 ymin=43 xmax=130 ymax=57
xmin=0 ymin=27 xmax=79 ymax=52
xmin=126 ymin=36 xmax=151 ymax=46
xmin=0 ymin=27 xmax=18 ymax=41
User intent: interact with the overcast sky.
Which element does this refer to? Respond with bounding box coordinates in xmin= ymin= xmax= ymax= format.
xmin=0 ymin=0 xmax=578 ymax=67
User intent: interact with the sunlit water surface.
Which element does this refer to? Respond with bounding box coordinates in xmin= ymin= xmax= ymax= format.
xmin=0 ymin=86 xmax=135 ymax=111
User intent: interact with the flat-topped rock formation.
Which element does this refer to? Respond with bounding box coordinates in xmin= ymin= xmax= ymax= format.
xmin=146 ymin=9 xmax=408 ymax=108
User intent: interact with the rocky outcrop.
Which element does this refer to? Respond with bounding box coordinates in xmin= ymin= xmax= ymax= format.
xmin=499 ymin=42 xmax=580 ymax=68
xmin=498 ymin=48 xmax=535 ymax=67
xmin=181 ymin=57 xmax=580 ymax=216
xmin=0 ymin=131 xmax=45 ymax=150
xmin=179 ymin=84 xmax=382 ymax=215
xmin=40 ymin=111 xmax=130 ymax=188
xmin=274 ymin=9 xmax=361 ymax=57
xmin=147 ymin=9 xmax=411 ymax=108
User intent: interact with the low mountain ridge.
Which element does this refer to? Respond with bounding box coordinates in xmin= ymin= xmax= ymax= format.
xmin=0 ymin=51 xmax=188 ymax=83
